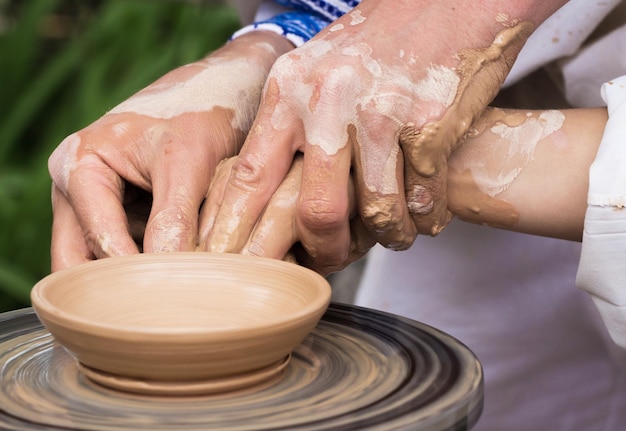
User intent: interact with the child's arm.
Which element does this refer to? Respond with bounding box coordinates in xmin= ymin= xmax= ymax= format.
xmin=448 ymin=107 xmax=607 ymax=242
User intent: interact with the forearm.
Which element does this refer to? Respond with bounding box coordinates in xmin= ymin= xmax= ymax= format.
xmin=356 ymin=0 xmax=567 ymax=61
xmin=448 ymin=107 xmax=607 ymax=241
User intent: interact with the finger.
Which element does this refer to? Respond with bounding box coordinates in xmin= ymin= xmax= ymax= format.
xmin=399 ymin=124 xmax=453 ymax=236
xmin=295 ymin=142 xmax=352 ymax=269
xmin=50 ymin=185 xmax=94 ymax=271
xmin=143 ymin=147 xmax=213 ymax=253
xmin=207 ymin=78 xmax=299 ymax=253
xmin=241 ymin=156 xmax=303 ymax=259
xmin=197 ymin=157 xmax=236 ymax=250
xmin=294 ymin=172 xmax=375 ymax=275
xmin=345 ymin=173 xmax=377 ymax=264
xmin=295 ymin=214 xmax=377 ymax=276
xmin=350 ymin=117 xmax=417 ymax=249
xmin=66 ymin=161 xmax=140 ymax=259
xmin=405 ymin=165 xmax=453 ymax=236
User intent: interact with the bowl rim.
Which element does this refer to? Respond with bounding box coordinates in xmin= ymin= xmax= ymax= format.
xmin=31 ymin=252 xmax=331 ymax=340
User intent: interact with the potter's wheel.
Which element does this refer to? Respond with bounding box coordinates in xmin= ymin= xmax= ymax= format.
xmin=0 ymin=304 xmax=483 ymax=430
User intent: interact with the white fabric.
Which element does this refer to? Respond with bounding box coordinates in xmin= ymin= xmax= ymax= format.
xmin=561 ymin=25 xmax=626 ymax=108
xmin=356 ymin=227 xmax=626 ymax=430
xmin=576 ymin=77 xmax=626 ymax=351
xmin=253 ymin=1 xmax=292 ymax=22
xmin=504 ymin=0 xmax=621 ymax=86
xmin=588 ymin=76 xmax=626 ymax=205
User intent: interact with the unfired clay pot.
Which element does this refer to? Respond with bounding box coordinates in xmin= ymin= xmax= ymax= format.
xmin=31 ymin=252 xmax=331 ymax=394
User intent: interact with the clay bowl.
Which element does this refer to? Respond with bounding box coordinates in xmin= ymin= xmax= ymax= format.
xmin=31 ymin=252 xmax=331 ymax=394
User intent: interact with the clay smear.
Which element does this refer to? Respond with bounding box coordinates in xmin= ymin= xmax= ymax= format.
xmin=447 ymin=170 xmax=519 ymax=229
xmin=413 ymin=65 xmax=459 ymax=108
xmin=269 ymin=34 xmax=461 ymax=198
xmin=48 ymin=133 xmax=81 ymax=190
xmin=349 ymin=10 xmax=366 ymax=25
xmin=448 ymin=108 xmax=565 ymax=229
xmin=400 ymin=22 xmax=535 ymax=178
xmin=451 ymin=109 xmax=565 ymax=197
xmin=109 ymin=55 xmax=270 ymax=132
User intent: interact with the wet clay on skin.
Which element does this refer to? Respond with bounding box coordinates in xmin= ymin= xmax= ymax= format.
xmin=48 ymin=35 xmax=293 ymax=258
xmin=239 ymin=108 xmax=568 ymax=252
xmin=349 ymin=20 xmax=534 ymax=238
xmin=399 ymin=21 xmax=535 ymax=178
xmin=448 ymin=107 xmax=566 ymax=229
xmin=397 ymin=21 xmax=535 ymax=236
xmin=109 ymin=39 xmax=282 ymax=131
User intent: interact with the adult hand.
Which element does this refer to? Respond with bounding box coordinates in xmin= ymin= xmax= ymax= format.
xmin=204 ymin=0 xmax=561 ymax=269
xmin=48 ymin=32 xmax=293 ymax=271
xmin=201 ymin=155 xmax=376 ymax=275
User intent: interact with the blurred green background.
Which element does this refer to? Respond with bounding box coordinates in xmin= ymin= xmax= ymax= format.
xmin=0 ymin=0 xmax=240 ymax=312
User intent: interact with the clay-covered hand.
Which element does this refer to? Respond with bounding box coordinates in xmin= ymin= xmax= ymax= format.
xmin=48 ymin=32 xmax=293 ymax=271
xmin=203 ymin=0 xmax=549 ymax=269
xmin=201 ymin=155 xmax=376 ymax=275
xmin=203 ymin=104 xmax=606 ymax=274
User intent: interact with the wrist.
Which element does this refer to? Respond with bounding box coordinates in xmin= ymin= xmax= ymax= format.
xmin=357 ymin=0 xmax=566 ymax=53
xmin=226 ymin=31 xmax=294 ymax=69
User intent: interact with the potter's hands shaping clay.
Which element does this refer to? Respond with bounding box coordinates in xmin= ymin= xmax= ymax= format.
xmin=202 ymin=106 xmax=606 ymax=275
xmin=203 ymin=0 xmax=563 ymax=269
xmin=48 ymin=32 xmax=293 ymax=271
xmin=201 ymin=155 xmax=376 ymax=275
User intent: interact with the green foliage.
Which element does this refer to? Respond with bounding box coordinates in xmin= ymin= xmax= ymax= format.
xmin=0 ymin=0 xmax=240 ymax=312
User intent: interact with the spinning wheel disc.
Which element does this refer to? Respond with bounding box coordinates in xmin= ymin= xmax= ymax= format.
xmin=0 ymin=304 xmax=483 ymax=430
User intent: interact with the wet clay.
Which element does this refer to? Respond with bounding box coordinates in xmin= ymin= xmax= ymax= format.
xmin=209 ymin=102 xmax=568 ymax=255
xmin=30 ymin=253 xmax=331 ymax=392
xmin=0 ymin=306 xmax=483 ymax=430
xmin=448 ymin=107 xmax=565 ymax=229
xmin=447 ymin=170 xmax=519 ymax=230
xmin=399 ymin=22 xmax=535 ymax=177
xmin=451 ymin=108 xmax=565 ymax=197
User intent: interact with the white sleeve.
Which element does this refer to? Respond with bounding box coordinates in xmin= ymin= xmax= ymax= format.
xmin=576 ymin=75 xmax=626 ymax=351
xmin=503 ymin=0 xmax=621 ymax=87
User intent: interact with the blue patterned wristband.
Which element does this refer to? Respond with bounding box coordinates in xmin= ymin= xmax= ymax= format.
xmin=231 ymin=11 xmax=333 ymax=46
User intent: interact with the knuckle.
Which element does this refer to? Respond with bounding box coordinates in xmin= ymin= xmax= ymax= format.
xmin=271 ymin=53 xmax=293 ymax=74
xmin=228 ymin=154 xmax=266 ymax=193
xmin=406 ymin=184 xmax=434 ymax=215
xmin=412 ymin=202 xmax=452 ymax=237
xmin=48 ymin=132 xmax=81 ymax=187
xmin=268 ymin=53 xmax=300 ymax=84
xmin=298 ymin=198 xmax=348 ymax=232
xmin=148 ymin=207 xmax=197 ymax=252
xmin=361 ymin=200 xmax=405 ymax=234
xmin=361 ymin=200 xmax=416 ymax=251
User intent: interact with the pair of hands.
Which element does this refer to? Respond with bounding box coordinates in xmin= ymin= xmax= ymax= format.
xmin=48 ymin=0 xmax=542 ymax=275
